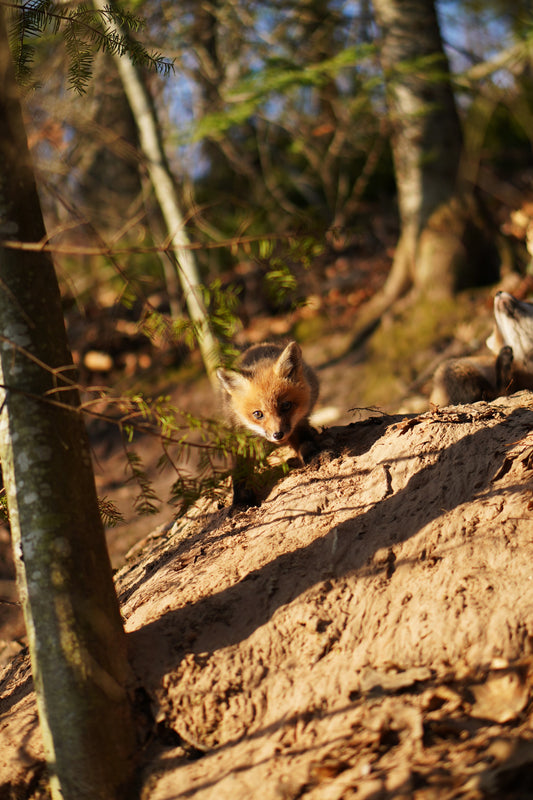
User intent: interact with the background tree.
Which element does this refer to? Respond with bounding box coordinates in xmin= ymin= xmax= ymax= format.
xmin=350 ymin=0 xmax=501 ymax=340
xmin=74 ymin=63 xmax=143 ymax=230
xmin=91 ymin=0 xmax=221 ymax=380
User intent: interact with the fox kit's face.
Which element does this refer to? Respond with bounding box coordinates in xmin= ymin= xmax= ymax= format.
xmin=218 ymin=342 xmax=312 ymax=444
xmin=487 ymin=292 xmax=533 ymax=367
xmin=228 ymin=378 xmax=310 ymax=443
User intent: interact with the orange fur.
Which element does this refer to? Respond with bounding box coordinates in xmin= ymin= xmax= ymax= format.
xmin=217 ymin=341 xmax=319 ymax=450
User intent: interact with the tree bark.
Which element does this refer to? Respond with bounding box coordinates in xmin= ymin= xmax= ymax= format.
xmin=0 ymin=8 xmax=136 ymax=798
xmin=370 ymin=0 xmax=498 ymax=304
xmin=92 ymin=0 xmax=220 ymax=381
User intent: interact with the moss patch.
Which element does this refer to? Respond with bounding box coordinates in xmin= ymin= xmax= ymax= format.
xmin=358 ymin=291 xmax=494 ymax=408
xmin=291 ymin=313 xmax=330 ymax=344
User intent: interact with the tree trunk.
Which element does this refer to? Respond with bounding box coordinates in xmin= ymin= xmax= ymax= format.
xmin=369 ymin=0 xmax=498 ymax=306
xmin=0 ymin=8 xmax=136 ymax=798
xmin=92 ymin=0 xmax=220 ymax=382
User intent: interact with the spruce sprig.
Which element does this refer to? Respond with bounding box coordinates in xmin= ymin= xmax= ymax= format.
xmin=6 ymin=0 xmax=174 ymax=93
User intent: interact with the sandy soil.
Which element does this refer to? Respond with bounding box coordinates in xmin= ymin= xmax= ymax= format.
xmin=3 ymin=390 xmax=533 ymax=798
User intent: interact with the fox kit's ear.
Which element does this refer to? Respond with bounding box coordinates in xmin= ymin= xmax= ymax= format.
xmin=275 ymin=341 xmax=303 ymax=381
xmin=217 ymin=368 xmax=250 ymax=396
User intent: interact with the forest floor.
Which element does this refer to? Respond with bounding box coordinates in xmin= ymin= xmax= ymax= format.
xmin=2 ymin=242 xmax=533 ymax=798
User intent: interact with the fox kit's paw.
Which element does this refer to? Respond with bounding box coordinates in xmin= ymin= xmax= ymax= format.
xmin=291 ymin=422 xmax=321 ymax=464
xmin=496 ymin=345 xmax=514 ymax=393
xmin=298 ymin=435 xmax=321 ymax=465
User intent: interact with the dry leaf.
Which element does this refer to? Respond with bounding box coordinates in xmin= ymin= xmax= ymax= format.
xmin=469 ymin=670 xmax=529 ymax=723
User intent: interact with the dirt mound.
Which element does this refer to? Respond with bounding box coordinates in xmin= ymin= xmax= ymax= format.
xmin=2 ymin=391 xmax=533 ymax=799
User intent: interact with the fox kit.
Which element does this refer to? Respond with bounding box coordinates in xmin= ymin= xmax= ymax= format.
xmin=217 ymin=341 xmax=320 ymax=506
xmin=431 ymin=292 xmax=533 ymax=406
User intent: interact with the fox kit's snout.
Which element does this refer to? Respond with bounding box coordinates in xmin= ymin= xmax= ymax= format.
xmin=217 ymin=341 xmax=320 ymax=506
xmin=431 ymin=291 xmax=533 ymax=407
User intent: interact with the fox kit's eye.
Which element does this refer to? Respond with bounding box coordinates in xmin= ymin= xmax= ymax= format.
xmin=252 ymin=410 xmax=263 ymax=419
xmin=280 ymin=400 xmax=293 ymax=412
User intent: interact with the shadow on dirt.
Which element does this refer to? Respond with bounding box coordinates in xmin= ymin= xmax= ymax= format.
xmin=127 ymin=406 xmax=533 ymax=682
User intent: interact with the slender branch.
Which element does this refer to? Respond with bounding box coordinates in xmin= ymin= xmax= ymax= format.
xmin=0 ymin=229 xmax=299 ymax=254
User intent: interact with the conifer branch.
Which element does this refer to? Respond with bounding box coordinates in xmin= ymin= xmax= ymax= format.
xmin=3 ymin=0 xmax=174 ymax=92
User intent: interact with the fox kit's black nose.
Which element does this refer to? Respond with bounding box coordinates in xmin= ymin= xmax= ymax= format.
xmin=273 ymin=431 xmax=285 ymax=441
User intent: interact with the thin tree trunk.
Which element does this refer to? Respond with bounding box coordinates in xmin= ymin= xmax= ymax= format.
xmin=0 ymin=9 xmax=136 ymax=798
xmin=92 ymin=0 xmax=220 ymax=381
